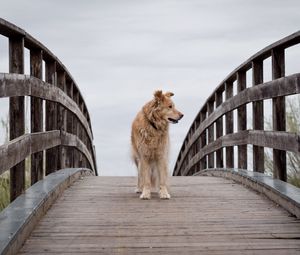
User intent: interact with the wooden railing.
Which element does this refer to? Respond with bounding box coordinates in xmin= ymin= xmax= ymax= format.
xmin=173 ymin=31 xmax=300 ymax=180
xmin=0 ymin=18 xmax=97 ymax=202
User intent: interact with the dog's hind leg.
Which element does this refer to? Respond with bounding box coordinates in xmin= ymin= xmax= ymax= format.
xmin=157 ymin=159 xmax=171 ymax=199
xmin=135 ymin=160 xmax=142 ymax=193
xmin=139 ymin=158 xmax=151 ymax=200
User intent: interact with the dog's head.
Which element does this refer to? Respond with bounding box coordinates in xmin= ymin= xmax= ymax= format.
xmin=153 ymin=90 xmax=184 ymax=124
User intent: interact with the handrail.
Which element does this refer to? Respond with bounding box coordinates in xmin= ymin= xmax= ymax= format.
xmin=0 ymin=131 xmax=95 ymax=175
xmin=0 ymin=73 xmax=93 ymax=142
xmin=173 ymin=32 xmax=300 ymax=182
xmin=0 ymin=18 xmax=98 ymax=203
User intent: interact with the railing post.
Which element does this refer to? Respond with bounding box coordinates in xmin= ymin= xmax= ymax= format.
xmin=225 ymin=81 xmax=234 ymax=168
xmin=73 ymin=89 xmax=80 ymax=168
xmin=66 ymin=79 xmax=74 ymax=167
xmin=237 ymin=71 xmax=247 ymax=169
xmin=30 ymin=49 xmax=44 ymax=184
xmin=45 ymin=60 xmax=58 ymax=175
xmin=272 ymin=48 xmax=287 ymax=181
xmin=57 ymin=70 xmax=67 ymax=169
xmin=79 ymin=99 xmax=85 ymax=168
xmin=9 ymin=36 xmax=25 ymax=201
xmin=200 ymin=109 xmax=207 ymax=170
xmin=215 ymin=90 xmax=223 ymax=168
xmin=252 ymin=60 xmax=264 ymax=172
xmin=207 ymin=100 xmax=214 ymax=168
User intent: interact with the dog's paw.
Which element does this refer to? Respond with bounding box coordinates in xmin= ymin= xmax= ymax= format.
xmin=140 ymin=189 xmax=151 ymax=200
xmin=159 ymin=189 xmax=171 ymax=199
xmin=135 ymin=187 xmax=142 ymax=193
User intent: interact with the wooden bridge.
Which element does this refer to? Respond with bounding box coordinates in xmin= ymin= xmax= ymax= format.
xmin=0 ymin=18 xmax=300 ymax=254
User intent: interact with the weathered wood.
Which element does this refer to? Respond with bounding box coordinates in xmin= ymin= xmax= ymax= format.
xmin=237 ymin=71 xmax=247 ymax=169
xmin=60 ymin=131 xmax=95 ymax=170
xmin=215 ymin=90 xmax=223 ymax=168
xmin=225 ymin=81 xmax=233 ymax=168
xmin=19 ymin=176 xmax=300 ymax=254
xmin=0 ymin=131 xmax=95 ymax=175
xmin=252 ymin=60 xmax=264 ymax=172
xmin=30 ymin=49 xmax=44 ymax=184
xmin=199 ymin=109 xmax=207 ymax=170
xmin=207 ymin=100 xmax=215 ymax=168
xmin=66 ymin=79 xmax=74 ymax=168
xmin=174 ymin=32 xmax=300 ymax=177
xmin=57 ymin=70 xmax=67 ymax=169
xmin=0 ymin=74 xmax=94 ymax=143
xmin=272 ymin=48 xmax=287 ymax=181
xmin=0 ymin=168 xmax=92 ymax=255
xmin=174 ymin=73 xmax=300 ymax=170
xmin=181 ymin=130 xmax=300 ymax=176
xmin=72 ymin=88 xmax=80 ymax=168
xmin=45 ymin=60 xmax=58 ymax=175
xmin=9 ymin=36 xmax=25 ymax=202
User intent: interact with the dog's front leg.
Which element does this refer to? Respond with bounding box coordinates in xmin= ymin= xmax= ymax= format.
xmin=139 ymin=159 xmax=151 ymax=200
xmin=157 ymin=159 xmax=171 ymax=199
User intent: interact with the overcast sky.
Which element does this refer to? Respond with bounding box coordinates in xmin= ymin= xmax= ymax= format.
xmin=0 ymin=0 xmax=299 ymax=176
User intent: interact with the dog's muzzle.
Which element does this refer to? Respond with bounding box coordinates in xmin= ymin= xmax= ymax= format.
xmin=168 ymin=114 xmax=184 ymax=124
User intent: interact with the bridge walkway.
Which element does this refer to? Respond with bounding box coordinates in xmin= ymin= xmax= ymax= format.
xmin=19 ymin=176 xmax=300 ymax=254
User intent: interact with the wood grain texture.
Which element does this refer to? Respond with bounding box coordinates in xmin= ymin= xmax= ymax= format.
xmin=237 ymin=71 xmax=247 ymax=169
xmin=252 ymin=60 xmax=264 ymax=172
xmin=181 ymin=130 xmax=299 ymax=176
xmin=173 ymin=73 xmax=300 ymax=175
xmin=0 ymin=73 xmax=94 ymax=148
xmin=225 ymin=81 xmax=233 ymax=168
xmin=9 ymin=36 xmax=25 ymax=202
xmin=30 ymin=49 xmax=44 ymax=184
xmin=19 ymin=176 xmax=300 ymax=254
xmin=272 ymin=48 xmax=287 ymax=181
xmin=0 ymin=131 xmax=95 ymax=175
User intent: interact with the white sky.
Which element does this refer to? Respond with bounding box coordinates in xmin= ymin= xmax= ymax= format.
xmin=0 ymin=0 xmax=299 ymax=175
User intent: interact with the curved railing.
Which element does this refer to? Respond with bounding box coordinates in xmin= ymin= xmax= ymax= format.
xmin=173 ymin=31 xmax=300 ymax=180
xmin=0 ymin=18 xmax=97 ymax=202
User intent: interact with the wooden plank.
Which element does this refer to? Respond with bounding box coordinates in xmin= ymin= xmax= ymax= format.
xmin=19 ymin=176 xmax=300 ymax=254
xmin=9 ymin=36 xmax=25 ymax=202
xmin=200 ymin=110 xmax=207 ymax=170
xmin=225 ymin=81 xmax=234 ymax=168
xmin=215 ymin=90 xmax=223 ymax=168
xmin=45 ymin=60 xmax=58 ymax=175
xmin=66 ymin=79 xmax=74 ymax=168
xmin=57 ymin=70 xmax=67 ymax=169
xmin=0 ymin=74 xmax=94 ymax=143
xmin=173 ymin=73 xmax=300 ymax=174
xmin=181 ymin=130 xmax=299 ymax=176
xmin=207 ymin=101 xmax=214 ymax=168
xmin=30 ymin=49 xmax=44 ymax=184
xmin=252 ymin=60 xmax=264 ymax=173
xmin=237 ymin=71 xmax=247 ymax=169
xmin=272 ymin=48 xmax=287 ymax=181
xmin=60 ymin=131 xmax=95 ymax=170
xmin=0 ymin=131 xmax=95 ymax=175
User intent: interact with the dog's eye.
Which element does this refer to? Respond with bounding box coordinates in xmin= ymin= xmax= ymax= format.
xmin=169 ymin=105 xmax=173 ymax=109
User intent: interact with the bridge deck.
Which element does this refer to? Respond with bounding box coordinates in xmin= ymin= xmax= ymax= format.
xmin=19 ymin=176 xmax=300 ymax=254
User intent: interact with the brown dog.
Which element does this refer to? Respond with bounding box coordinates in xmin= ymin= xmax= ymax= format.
xmin=131 ymin=90 xmax=183 ymax=199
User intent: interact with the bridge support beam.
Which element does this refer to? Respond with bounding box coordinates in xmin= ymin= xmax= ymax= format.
xmin=45 ymin=60 xmax=58 ymax=175
xmin=237 ymin=71 xmax=247 ymax=169
xmin=30 ymin=49 xmax=44 ymax=184
xmin=252 ymin=60 xmax=264 ymax=173
xmin=272 ymin=48 xmax=287 ymax=181
xmin=9 ymin=36 xmax=25 ymax=202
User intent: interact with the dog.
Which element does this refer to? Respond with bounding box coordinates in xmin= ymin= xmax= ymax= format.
xmin=131 ymin=90 xmax=183 ymax=199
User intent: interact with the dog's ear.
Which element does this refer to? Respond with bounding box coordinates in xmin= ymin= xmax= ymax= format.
xmin=165 ymin=92 xmax=174 ymax=97
xmin=154 ymin=90 xmax=163 ymax=102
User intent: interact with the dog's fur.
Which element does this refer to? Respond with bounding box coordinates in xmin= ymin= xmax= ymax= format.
xmin=131 ymin=90 xmax=183 ymax=199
